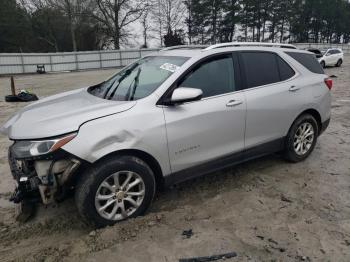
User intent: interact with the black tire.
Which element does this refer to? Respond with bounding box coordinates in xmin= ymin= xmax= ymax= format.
xmin=5 ymin=93 xmax=39 ymax=102
xmin=335 ymin=59 xmax=342 ymax=67
xmin=284 ymin=114 xmax=319 ymax=163
xmin=320 ymin=61 xmax=326 ymax=68
xmin=17 ymin=92 xmax=39 ymax=102
xmin=75 ymin=155 xmax=156 ymax=228
xmin=5 ymin=95 xmax=21 ymax=102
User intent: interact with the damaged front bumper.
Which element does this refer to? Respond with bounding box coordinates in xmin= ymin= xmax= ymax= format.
xmin=8 ymin=146 xmax=81 ymax=205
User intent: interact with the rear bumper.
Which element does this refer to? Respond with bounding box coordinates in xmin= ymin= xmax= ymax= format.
xmin=319 ymin=118 xmax=330 ymax=135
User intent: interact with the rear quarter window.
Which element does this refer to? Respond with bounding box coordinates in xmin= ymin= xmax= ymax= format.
xmin=285 ymin=52 xmax=324 ymax=74
xmin=240 ymin=52 xmax=280 ymax=88
xmin=240 ymin=52 xmax=295 ymax=89
xmin=276 ymin=56 xmax=295 ymax=80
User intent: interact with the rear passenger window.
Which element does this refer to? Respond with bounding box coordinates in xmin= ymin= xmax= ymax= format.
xmin=276 ymin=56 xmax=295 ymax=80
xmin=285 ymin=52 xmax=324 ymax=74
xmin=240 ymin=52 xmax=280 ymax=88
xmin=179 ymin=55 xmax=235 ymax=98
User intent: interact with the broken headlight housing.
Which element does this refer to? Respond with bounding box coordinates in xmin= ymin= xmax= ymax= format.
xmin=11 ymin=133 xmax=76 ymax=159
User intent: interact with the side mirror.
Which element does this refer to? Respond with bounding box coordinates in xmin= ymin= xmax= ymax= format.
xmin=168 ymin=87 xmax=203 ymax=105
xmin=326 ymin=52 xmax=331 ymax=56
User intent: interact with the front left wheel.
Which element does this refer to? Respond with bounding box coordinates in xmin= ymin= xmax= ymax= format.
xmin=75 ymin=155 xmax=156 ymax=228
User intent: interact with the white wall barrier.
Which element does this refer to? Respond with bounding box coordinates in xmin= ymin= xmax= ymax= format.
xmin=0 ymin=44 xmax=349 ymax=75
xmin=294 ymin=43 xmax=350 ymax=53
xmin=0 ymin=48 xmax=160 ymax=75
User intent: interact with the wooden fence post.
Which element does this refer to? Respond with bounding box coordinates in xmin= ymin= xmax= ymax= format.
xmin=10 ymin=76 xmax=16 ymax=95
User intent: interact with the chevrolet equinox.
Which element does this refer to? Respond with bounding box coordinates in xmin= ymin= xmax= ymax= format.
xmin=1 ymin=42 xmax=332 ymax=227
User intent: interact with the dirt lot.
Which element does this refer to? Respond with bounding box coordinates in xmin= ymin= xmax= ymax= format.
xmin=0 ymin=61 xmax=349 ymax=262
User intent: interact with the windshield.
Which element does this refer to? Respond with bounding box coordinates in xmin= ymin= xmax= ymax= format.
xmin=88 ymin=56 xmax=189 ymax=101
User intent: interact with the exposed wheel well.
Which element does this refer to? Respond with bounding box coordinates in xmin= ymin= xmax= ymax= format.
xmin=294 ymin=109 xmax=322 ymax=135
xmin=94 ymin=149 xmax=165 ymax=190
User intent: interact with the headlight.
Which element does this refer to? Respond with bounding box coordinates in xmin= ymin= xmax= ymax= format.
xmin=11 ymin=133 xmax=77 ymax=159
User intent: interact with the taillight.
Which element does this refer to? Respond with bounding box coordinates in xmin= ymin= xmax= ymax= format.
xmin=324 ymin=77 xmax=333 ymax=90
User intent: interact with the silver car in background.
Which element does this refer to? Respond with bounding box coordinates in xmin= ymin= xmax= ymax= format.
xmin=1 ymin=42 xmax=332 ymax=227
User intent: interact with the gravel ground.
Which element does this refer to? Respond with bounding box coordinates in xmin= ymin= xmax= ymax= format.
xmin=0 ymin=60 xmax=349 ymax=262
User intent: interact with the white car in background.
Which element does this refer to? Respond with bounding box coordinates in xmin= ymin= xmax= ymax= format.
xmin=318 ymin=48 xmax=344 ymax=68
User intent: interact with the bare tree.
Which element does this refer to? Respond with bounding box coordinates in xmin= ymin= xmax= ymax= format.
xmin=140 ymin=1 xmax=153 ymax=48
xmin=21 ymin=0 xmax=60 ymax=51
xmin=151 ymin=0 xmax=186 ymax=46
xmin=44 ymin=0 xmax=95 ymax=51
xmin=92 ymin=0 xmax=147 ymax=49
xmin=141 ymin=12 xmax=150 ymax=48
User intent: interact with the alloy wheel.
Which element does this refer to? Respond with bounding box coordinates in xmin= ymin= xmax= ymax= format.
xmin=293 ymin=122 xmax=315 ymax=156
xmin=95 ymin=171 xmax=145 ymax=221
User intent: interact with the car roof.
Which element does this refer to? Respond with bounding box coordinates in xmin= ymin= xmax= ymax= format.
xmin=306 ymin=48 xmax=321 ymax=51
xmin=325 ymin=48 xmax=342 ymax=51
xmin=156 ymin=49 xmax=202 ymax=58
xmin=154 ymin=43 xmax=311 ymax=59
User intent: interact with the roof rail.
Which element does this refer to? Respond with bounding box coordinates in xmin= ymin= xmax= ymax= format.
xmin=204 ymin=42 xmax=297 ymax=50
xmin=160 ymin=45 xmax=208 ymax=51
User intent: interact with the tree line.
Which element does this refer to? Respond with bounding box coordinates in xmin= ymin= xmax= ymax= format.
xmin=1 ymin=0 xmax=350 ymax=53
xmin=185 ymin=0 xmax=350 ymax=44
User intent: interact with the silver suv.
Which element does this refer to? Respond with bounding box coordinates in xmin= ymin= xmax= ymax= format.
xmin=1 ymin=42 xmax=332 ymax=227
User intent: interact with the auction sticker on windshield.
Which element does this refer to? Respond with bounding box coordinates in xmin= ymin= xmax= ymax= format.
xmin=160 ymin=63 xmax=180 ymax=73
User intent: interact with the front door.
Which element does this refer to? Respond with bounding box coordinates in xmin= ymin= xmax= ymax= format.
xmin=162 ymin=54 xmax=246 ymax=173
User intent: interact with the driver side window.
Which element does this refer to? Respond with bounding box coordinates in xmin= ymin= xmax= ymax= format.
xmin=178 ymin=55 xmax=235 ymax=98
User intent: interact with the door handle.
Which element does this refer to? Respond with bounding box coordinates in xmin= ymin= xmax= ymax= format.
xmin=289 ymin=85 xmax=300 ymax=92
xmin=226 ymin=100 xmax=243 ymax=107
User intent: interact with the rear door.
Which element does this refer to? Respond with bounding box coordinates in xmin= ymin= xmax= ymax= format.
xmin=240 ymin=51 xmax=304 ymax=155
xmin=162 ymin=53 xmax=246 ymax=173
xmin=333 ymin=49 xmax=342 ymax=63
xmin=329 ymin=50 xmax=337 ymax=64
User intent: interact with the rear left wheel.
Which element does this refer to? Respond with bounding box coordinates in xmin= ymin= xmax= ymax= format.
xmin=336 ymin=59 xmax=342 ymax=67
xmin=284 ymin=114 xmax=318 ymax=163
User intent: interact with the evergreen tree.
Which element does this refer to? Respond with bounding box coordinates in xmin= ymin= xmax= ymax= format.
xmin=163 ymin=29 xmax=184 ymax=46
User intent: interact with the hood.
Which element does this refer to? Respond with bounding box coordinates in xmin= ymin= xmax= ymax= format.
xmin=1 ymin=88 xmax=136 ymax=140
